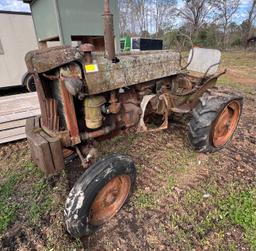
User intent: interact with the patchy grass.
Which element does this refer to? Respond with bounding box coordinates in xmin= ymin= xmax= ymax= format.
xmin=217 ymin=75 xmax=254 ymax=94
xmin=169 ymin=181 xmax=256 ymax=250
xmin=21 ymin=161 xmax=62 ymax=226
xmin=0 ymin=148 xmax=83 ymax=250
xmin=0 ymin=160 xmax=37 ymax=234
xmin=1 ymin=160 xmax=56 ymax=233
xmin=219 ymin=51 xmax=256 ymax=94
xmin=98 ymin=132 xmax=141 ymax=156
xmin=222 ymin=51 xmax=256 ymax=68
xmin=27 ymin=178 xmax=53 ymax=224
xmin=166 ymin=176 xmax=175 ymax=192
xmin=219 ymin=189 xmax=256 ymax=249
xmin=134 ymin=189 xmax=157 ymax=209
xmin=160 ymin=146 xmax=198 ymax=174
xmin=0 ymin=174 xmax=20 ymax=233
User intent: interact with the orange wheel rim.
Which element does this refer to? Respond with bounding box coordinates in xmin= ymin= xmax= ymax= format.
xmin=212 ymin=100 xmax=241 ymax=147
xmin=89 ymin=175 xmax=131 ymax=226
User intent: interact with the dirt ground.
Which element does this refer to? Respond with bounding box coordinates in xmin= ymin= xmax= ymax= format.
xmin=0 ymin=51 xmax=255 ymax=251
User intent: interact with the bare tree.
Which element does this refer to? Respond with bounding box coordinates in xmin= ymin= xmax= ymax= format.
xmin=178 ymin=0 xmax=219 ymax=39
xmin=119 ymin=0 xmax=254 ymax=49
xmin=119 ymin=0 xmax=137 ymax=35
xmin=244 ymin=0 xmax=256 ymax=44
xmin=151 ymin=0 xmax=177 ymax=36
xmin=119 ymin=0 xmax=149 ymax=35
xmin=119 ymin=0 xmax=177 ymax=36
xmin=216 ymin=0 xmax=240 ymax=48
xmin=133 ymin=0 xmax=149 ymax=34
xmin=119 ymin=0 xmax=130 ymax=35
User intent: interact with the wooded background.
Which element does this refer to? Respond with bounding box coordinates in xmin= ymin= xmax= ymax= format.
xmin=118 ymin=0 xmax=256 ymax=49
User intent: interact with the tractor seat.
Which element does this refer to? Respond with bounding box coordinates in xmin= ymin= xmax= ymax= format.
xmin=187 ymin=48 xmax=222 ymax=77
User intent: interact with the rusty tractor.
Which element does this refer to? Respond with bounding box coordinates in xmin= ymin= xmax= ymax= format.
xmin=25 ymin=0 xmax=243 ymax=238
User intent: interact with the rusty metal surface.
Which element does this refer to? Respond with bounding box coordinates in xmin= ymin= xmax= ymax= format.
xmin=169 ymin=71 xmax=226 ymax=111
xmin=33 ymin=73 xmax=49 ymax=128
xmin=120 ymin=103 xmax=142 ymax=129
xmin=84 ymin=50 xmax=181 ymax=95
xmin=60 ymin=63 xmax=83 ymax=97
xmin=89 ymin=175 xmax=131 ymax=226
xmin=80 ymin=44 xmax=94 ymax=64
xmin=118 ymin=92 xmax=142 ymax=129
xmin=26 ymin=46 xmax=180 ymax=96
xmin=46 ymin=98 xmax=59 ymax=131
xmin=212 ymin=100 xmax=241 ymax=147
xmin=108 ymin=91 xmax=121 ymax=114
xmin=172 ymin=75 xmax=193 ymax=95
xmin=59 ymin=78 xmax=81 ymax=145
xmin=80 ymin=118 xmax=116 ymax=140
xmin=60 ymin=63 xmax=83 ymax=78
xmin=41 ymin=126 xmax=71 ymax=146
xmin=76 ymin=146 xmax=89 ymax=169
xmin=103 ymin=0 xmax=116 ymax=62
xmin=25 ymin=46 xmax=83 ymax=73
xmin=75 ymin=145 xmax=98 ymax=168
xmin=137 ymin=94 xmax=169 ymax=132
xmin=186 ymin=76 xmax=220 ymax=108
xmin=79 ymin=43 xmax=95 ymax=53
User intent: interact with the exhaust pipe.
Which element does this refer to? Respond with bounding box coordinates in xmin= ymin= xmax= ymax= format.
xmin=103 ymin=0 xmax=118 ymax=63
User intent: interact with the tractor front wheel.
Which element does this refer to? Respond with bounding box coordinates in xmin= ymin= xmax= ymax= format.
xmin=188 ymin=88 xmax=243 ymax=153
xmin=64 ymin=154 xmax=136 ymax=238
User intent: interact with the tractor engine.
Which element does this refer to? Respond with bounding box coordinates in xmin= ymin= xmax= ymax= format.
xmin=25 ymin=41 xmax=182 ymax=174
xmin=41 ymin=61 xmax=171 ymax=146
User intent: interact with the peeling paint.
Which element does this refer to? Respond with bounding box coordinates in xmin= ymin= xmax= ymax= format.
xmin=75 ymin=192 xmax=85 ymax=210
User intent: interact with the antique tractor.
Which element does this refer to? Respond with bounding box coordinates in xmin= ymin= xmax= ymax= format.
xmin=25 ymin=0 xmax=243 ymax=238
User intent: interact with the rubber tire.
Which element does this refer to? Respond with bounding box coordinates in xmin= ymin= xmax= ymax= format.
xmin=23 ymin=73 xmax=36 ymax=92
xmin=64 ymin=154 xmax=136 ymax=238
xmin=188 ymin=88 xmax=243 ymax=153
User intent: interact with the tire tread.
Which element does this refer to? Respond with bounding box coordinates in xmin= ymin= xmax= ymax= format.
xmin=188 ymin=88 xmax=243 ymax=153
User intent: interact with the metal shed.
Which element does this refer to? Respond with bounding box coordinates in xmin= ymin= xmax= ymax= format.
xmin=23 ymin=0 xmax=120 ymax=50
xmin=0 ymin=11 xmax=37 ymax=88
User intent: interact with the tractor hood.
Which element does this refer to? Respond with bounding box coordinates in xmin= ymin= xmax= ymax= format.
xmin=25 ymin=46 xmax=83 ymax=73
xmin=25 ymin=45 xmax=181 ymax=95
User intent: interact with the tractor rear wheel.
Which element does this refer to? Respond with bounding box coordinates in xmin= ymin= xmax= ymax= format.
xmin=188 ymin=88 xmax=243 ymax=153
xmin=64 ymin=154 xmax=136 ymax=238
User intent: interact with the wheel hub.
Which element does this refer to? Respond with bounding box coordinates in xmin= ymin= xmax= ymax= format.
xmin=212 ymin=100 xmax=241 ymax=147
xmin=104 ymin=188 xmax=118 ymax=206
xmin=89 ymin=175 xmax=131 ymax=226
